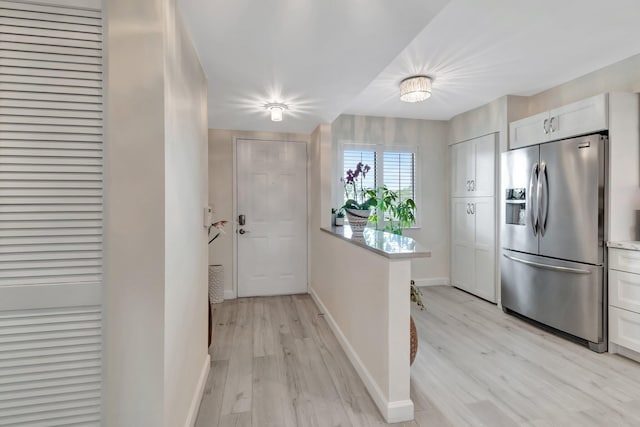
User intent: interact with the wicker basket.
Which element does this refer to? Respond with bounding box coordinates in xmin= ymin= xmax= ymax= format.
xmin=208 ymin=265 xmax=224 ymax=304
xmin=410 ymin=316 xmax=418 ymax=366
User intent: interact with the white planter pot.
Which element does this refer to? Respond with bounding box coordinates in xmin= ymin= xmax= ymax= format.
xmin=335 ymin=217 xmax=344 ymax=226
xmin=345 ymin=208 xmax=370 ymax=234
xmin=208 ymin=265 xmax=224 ymax=304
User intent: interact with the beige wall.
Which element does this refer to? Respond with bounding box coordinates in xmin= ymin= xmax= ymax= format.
xmin=163 ymin=6 xmax=209 ymax=427
xmin=331 ymin=115 xmax=450 ymax=283
xmin=208 ymin=129 xmax=310 ymax=295
xmin=105 ymin=0 xmax=166 ymax=424
xmin=105 ymin=0 xmax=208 ymax=425
xmin=449 ymin=53 xmax=640 ymax=149
xmin=525 ymin=53 xmax=640 ymax=117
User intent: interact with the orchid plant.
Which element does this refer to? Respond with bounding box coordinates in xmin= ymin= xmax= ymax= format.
xmin=340 ymin=162 xmax=377 ymax=211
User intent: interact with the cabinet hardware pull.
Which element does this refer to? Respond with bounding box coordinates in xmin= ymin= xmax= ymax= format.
xmin=549 ymin=117 xmax=556 ymax=133
xmin=543 ymin=118 xmax=549 ymax=134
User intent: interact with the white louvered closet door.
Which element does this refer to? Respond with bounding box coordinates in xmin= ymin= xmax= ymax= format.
xmin=0 ymin=1 xmax=103 ymax=426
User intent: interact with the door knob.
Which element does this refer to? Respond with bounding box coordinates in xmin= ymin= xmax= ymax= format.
xmin=238 ymin=228 xmax=249 ymax=235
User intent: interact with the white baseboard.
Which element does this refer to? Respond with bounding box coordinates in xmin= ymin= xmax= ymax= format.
xmin=184 ymin=354 xmax=211 ymax=427
xmin=224 ymin=289 xmax=235 ymax=300
xmin=309 ymin=287 xmax=414 ymax=423
xmin=412 ymin=277 xmax=450 ymax=287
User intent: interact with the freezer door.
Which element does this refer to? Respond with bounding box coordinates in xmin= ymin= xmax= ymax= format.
xmin=538 ymin=134 xmax=604 ymax=265
xmin=501 ymin=250 xmax=604 ymax=345
xmin=500 ymin=145 xmax=540 ymax=254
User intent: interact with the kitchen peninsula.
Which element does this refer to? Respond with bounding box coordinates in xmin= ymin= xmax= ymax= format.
xmin=310 ymin=225 xmax=431 ymax=422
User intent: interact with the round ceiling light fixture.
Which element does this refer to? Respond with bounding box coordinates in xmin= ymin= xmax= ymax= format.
xmin=265 ymin=103 xmax=288 ymax=122
xmin=399 ymin=76 xmax=432 ymax=103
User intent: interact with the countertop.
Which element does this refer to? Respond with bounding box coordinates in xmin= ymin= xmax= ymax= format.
xmin=608 ymin=241 xmax=640 ymax=251
xmin=320 ymin=226 xmax=431 ymax=259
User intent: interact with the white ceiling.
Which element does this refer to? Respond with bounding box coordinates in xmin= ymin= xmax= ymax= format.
xmin=346 ymin=0 xmax=640 ymax=120
xmin=179 ymin=0 xmax=449 ymax=134
xmin=180 ymin=0 xmax=640 ymax=133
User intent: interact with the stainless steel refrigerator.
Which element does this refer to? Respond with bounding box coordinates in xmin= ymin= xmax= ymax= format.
xmin=501 ymin=133 xmax=607 ymax=352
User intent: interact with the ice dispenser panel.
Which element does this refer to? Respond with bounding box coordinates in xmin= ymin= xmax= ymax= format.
xmin=506 ymin=188 xmax=526 ymax=226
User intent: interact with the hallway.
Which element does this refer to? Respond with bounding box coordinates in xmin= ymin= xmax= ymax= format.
xmin=196 ymin=288 xmax=640 ymax=426
xmin=195 ymin=294 xmax=400 ymax=426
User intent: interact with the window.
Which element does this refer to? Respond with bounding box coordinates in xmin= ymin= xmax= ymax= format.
xmin=341 ymin=150 xmax=376 ymax=201
xmin=339 ymin=143 xmax=419 ymax=226
xmin=383 ymin=151 xmax=415 ymax=202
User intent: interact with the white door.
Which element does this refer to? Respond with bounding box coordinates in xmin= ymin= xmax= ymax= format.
xmin=236 ymin=139 xmax=307 ymax=297
xmin=450 ymin=142 xmax=473 ymax=197
xmin=451 ymin=199 xmax=475 ymax=293
xmin=0 ymin=2 xmax=104 ymax=424
xmin=473 ymin=198 xmax=496 ymax=302
xmin=471 ymin=134 xmax=496 ymax=197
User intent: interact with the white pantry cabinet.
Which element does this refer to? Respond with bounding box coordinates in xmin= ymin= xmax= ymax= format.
xmin=450 ymin=133 xmax=497 ymax=303
xmin=609 ymin=246 xmax=640 ymax=361
xmin=509 ymin=93 xmax=608 ymax=149
xmin=450 ymin=133 xmax=496 ymax=198
xmin=451 ymin=197 xmax=496 ymax=302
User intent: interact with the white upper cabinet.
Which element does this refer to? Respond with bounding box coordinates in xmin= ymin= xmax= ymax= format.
xmin=451 ymin=134 xmax=496 ymax=198
xmin=509 ymin=93 xmax=609 ymax=149
xmin=549 ymin=94 xmax=608 ymax=141
xmin=509 ymin=111 xmax=550 ymax=149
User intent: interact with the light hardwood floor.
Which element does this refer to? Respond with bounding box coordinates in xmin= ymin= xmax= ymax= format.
xmin=195 ymin=287 xmax=640 ymax=427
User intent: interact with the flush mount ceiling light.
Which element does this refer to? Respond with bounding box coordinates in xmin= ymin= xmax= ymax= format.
xmin=399 ymin=76 xmax=432 ymax=103
xmin=264 ymin=103 xmax=288 ymax=122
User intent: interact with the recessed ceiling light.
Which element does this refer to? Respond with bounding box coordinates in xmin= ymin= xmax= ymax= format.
xmin=399 ymin=76 xmax=432 ymax=103
xmin=264 ymin=103 xmax=288 ymax=122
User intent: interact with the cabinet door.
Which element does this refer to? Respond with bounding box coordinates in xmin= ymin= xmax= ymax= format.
xmin=451 ymin=199 xmax=475 ymax=292
xmin=450 ymin=142 xmax=473 ymax=197
xmin=610 ymin=306 xmax=640 ymax=354
xmin=471 ymin=134 xmax=496 ymax=197
xmin=609 ymin=269 xmax=640 ymax=313
xmin=549 ymin=93 xmax=608 ymax=140
xmin=509 ymin=111 xmax=550 ymax=149
xmin=473 ymin=198 xmax=496 ymax=302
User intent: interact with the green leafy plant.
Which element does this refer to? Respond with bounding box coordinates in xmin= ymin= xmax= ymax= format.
xmin=367 ymin=187 xmax=422 ymax=309
xmin=336 ymin=210 xmax=345 ymax=219
xmin=368 ymin=185 xmax=416 ymax=235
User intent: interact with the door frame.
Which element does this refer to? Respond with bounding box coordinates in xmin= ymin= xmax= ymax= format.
xmin=232 ymin=137 xmax=309 ymax=299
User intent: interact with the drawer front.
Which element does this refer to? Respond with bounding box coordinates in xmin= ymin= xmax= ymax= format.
xmin=609 ymin=269 xmax=640 ymax=313
xmin=610 ymin=306 xmax=640 ymax=353
xmin=610 ymin=248 xmax=640 ymax=275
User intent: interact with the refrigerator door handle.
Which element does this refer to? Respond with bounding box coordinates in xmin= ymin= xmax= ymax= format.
xmin=503 ymin=254 xmax=592 ymax=275
xmin=538 ymin=162 xmax=549 ymax=236
xmin=529 ymin=163 xmax=539 ymax=236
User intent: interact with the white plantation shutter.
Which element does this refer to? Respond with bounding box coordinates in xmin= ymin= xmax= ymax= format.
xmin=342 ymin=149 xmax=376 ymax=203
xmin=0 ymin=1 xmax=103 ymax=425
xmin=383 ymin=151 xmax=415 ymax=202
